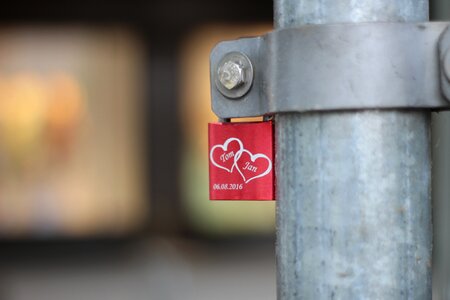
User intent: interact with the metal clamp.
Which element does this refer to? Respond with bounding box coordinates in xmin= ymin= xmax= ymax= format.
xmin=210 ymin=22 xmax=450 ymax=118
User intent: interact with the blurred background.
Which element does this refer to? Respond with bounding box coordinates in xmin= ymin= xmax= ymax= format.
xmin=0 ymin=1 xmax=276 ymax=300
xmin=0 ymin=0 xmax=449 ymax=299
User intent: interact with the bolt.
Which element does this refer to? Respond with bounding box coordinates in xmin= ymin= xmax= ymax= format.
xmin=215 ymin=52 xmax=253 ymax=99
xmin=218 ymin=60 xmax=245 ymax=90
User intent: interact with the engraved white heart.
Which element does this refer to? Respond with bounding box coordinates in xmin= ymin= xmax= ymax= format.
xmin=234 ymin=149 xmax=272 ymax=184
xmin=209 ymin=137 xmax=244 ymax=173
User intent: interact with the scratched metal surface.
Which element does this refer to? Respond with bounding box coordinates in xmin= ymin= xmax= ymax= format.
xmin=274 ymin=0 xmax=432 ymax=299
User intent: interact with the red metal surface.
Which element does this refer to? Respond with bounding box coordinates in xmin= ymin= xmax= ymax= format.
xmin=208 ymin=121 xmax=275 ymax=200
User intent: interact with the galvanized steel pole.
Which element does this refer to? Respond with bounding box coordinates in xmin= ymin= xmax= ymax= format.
xmin=275 ymin=0 xmax=432 ymax=299
xmin=431 ymin=1 xmax=450 ymax=299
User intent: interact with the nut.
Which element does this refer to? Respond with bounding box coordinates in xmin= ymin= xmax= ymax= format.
xmin=218 ymin=60 xmax=245 ymax=90
xmin=214 ymin=52 xmax=253 ymax=99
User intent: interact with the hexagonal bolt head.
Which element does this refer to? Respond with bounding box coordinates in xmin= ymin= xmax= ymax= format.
xmin=217 ymin=60 xmax=246 ymax=90
xmin=214 ymin=52 xmax=253 ymax=99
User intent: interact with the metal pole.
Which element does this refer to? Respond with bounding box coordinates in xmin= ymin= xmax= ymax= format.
xmin=275 ymin=1 xmax=431 ymax=299
xmin=431 ymin=1 xmax=450 ymax=299
xmin=432 ymin=111 xmax=450 ymax=299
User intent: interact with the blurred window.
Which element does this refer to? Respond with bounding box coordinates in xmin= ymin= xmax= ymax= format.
xmin=0 ymin=27 xmax=148 ymax=238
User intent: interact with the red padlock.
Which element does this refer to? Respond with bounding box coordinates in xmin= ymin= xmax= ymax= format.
xmin=208 ymin=121 xmax=275 ymax=200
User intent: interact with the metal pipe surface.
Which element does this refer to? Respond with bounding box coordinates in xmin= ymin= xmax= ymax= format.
xmin=274 ymin=0 xmax=431 ymax=299
xmin=432 ymin=112 xmax=450 ymax=300
xmin=431 ymin=1 xmax=450 ymax=299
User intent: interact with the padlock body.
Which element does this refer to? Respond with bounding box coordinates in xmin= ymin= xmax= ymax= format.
xmin=208 ymin=121 xmax=275 ymax=200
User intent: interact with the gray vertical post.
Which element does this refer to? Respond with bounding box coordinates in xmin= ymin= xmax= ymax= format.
xmin=431 ymin=1 xmax=450 ymax=299
xmin=275 ymin=1 xmax=432 ymax=299
xmin=432 ymin=111 xmax=450 ymax=300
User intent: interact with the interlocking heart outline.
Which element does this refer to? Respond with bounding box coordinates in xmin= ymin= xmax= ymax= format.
xmin=210 ymin=137 xmax=243 ymax=173
xmin=210 ymin=137 xmax=272 ymax=184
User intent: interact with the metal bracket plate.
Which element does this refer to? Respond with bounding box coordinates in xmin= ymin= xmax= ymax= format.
xmin=210 ymin=22 xmax=450 ymax=118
